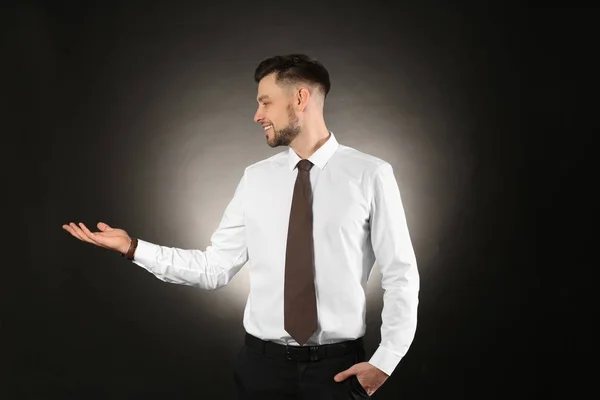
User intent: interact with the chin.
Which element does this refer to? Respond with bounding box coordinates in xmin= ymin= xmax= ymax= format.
xmin=266 ymin=138 xmax=279 ymax=148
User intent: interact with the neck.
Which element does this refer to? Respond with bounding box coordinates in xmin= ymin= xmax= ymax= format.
xmin=290 ymin=119 xmax=330 ymax=159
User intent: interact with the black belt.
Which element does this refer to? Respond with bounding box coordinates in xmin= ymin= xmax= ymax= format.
xmin=244 ymin=333 xmax=363 ymax=362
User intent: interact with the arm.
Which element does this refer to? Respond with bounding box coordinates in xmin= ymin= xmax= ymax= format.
xmin=367 ymin=163 xmax=420 ymax=376
xmin=131 ymin=169 xmax=249 ymax=290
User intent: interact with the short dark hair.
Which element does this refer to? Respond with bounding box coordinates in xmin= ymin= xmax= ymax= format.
xmin=254 ymin=54 xmax=331 ymax=98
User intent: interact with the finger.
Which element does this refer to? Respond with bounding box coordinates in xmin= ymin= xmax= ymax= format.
xmin=63 ymin=223 xmax=88 ymax=242
xmin=334 ymin=368 xmax=353 ymax=382
xmin=78 ymin=222 xmax=97 ymax=239
xmin=78 ymin=223 xmax=111 ymax=249
xmin=97 ymin=222 xmax=113 ymax=232
xmin=62 ymin=224 xmax=81 ymax=239
xmin=69 ymin=222 xmax=98 ymax=245
xmin=71 ymin=223 xmax=94 ymax=243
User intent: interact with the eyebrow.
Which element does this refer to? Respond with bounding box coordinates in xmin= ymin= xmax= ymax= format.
xmin=257 ymin=95 xmax=270 ymax=102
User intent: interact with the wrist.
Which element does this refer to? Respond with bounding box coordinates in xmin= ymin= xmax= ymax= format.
xmin=121 ymin=237 xmax=138 ymax=260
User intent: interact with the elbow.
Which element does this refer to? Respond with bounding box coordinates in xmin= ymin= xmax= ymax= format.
xmin=199 ymin=252 xmax=243 ymax=290
xmin=380 ymin=258 xmax=419 ymax=291
xmin=200 ymin=246 xmax=246 ymax=290
xmin=200 ymin=272 xmax=232 ymax=291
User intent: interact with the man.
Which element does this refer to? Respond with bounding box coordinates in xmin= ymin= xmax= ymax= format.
xmin=62 ymin=54 xmax=420 ymax=399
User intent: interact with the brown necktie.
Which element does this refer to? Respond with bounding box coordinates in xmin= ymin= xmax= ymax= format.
xmin=284 ymin=159 xmax=318 ymax=346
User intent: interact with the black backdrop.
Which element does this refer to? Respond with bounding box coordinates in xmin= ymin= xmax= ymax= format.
xmin=3 ymin=2 xmax=594 ymax=399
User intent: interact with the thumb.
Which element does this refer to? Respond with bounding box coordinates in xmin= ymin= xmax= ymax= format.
xmin=334 ymin=366 xmax=356 ymax=382
xmin=97 ymin=222 xmax=113 ymax=231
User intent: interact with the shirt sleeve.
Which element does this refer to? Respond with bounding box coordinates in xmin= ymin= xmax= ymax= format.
xmin=131 ymin=169 xmax=249 ymax=290
xmin=367 ymin=162 xmax=420 ymax=376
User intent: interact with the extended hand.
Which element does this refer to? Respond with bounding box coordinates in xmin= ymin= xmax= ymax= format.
xmin=62 ymin=222 xmax=132 ymax=255
xmin=334 ymin=362 xmax=389 ymax=397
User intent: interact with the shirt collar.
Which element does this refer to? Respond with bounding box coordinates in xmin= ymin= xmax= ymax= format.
xmin=287 ymin=131 xmax=339 ymax=171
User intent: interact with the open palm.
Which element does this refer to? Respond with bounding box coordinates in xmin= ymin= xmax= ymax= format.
xmin=62 ymin=221 xmax=131 ymax=255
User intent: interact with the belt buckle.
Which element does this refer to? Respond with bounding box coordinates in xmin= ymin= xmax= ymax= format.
xmin=285 ymin=344 xmax=319 ymax=361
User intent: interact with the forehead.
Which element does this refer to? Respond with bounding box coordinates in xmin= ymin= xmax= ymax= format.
xmin=256 ymin=74 xmax=285 ymax=100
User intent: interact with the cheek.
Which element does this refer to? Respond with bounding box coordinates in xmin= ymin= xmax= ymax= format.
xmin=267 ymin=117 xmax=278 ymax=129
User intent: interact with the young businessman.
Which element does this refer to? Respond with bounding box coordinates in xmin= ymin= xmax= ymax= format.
xmin=63 ymin=54 xmax=420 ymax=399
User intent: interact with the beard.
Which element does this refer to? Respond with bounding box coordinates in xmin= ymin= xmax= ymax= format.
xmin=266 ymin=104 xmax=301 ymax=148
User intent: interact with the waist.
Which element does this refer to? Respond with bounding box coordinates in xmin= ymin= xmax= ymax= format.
xmin=244 ymin=333 xmax=364 ymax=362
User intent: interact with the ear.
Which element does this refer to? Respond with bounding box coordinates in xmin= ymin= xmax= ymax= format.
xmin=295 ymin=86 xmax=311 ymax=111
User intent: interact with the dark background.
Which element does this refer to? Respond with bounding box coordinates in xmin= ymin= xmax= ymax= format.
xmin=3 ymin=1 xmax=593 ymax=399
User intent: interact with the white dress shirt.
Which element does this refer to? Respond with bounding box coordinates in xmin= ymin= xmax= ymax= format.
xmin=132 ymin=131 xmax=419 ymax=376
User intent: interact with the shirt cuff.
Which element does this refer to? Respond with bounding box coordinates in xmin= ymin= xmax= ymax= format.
xmin=368 ymin=345 xmax=403 ymax=376
xmin=131 ymin=238 xmax=159 ymax=269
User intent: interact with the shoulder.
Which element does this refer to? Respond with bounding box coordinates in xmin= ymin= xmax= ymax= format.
xmin=242 ymin=150 xmax=288 ymax=176
xmin=334 ymin=144 xmax=391 ymax=177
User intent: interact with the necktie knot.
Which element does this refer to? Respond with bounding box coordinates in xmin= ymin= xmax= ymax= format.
xmin=297 ymin=159 xmax=313 ymax=171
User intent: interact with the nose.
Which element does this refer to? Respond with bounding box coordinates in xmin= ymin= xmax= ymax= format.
xmin=253 ymin=108 xmax=263 ymax=124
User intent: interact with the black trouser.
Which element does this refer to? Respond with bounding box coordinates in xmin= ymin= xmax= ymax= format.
xmin=233 ymin=334 xmax=371 ymax=399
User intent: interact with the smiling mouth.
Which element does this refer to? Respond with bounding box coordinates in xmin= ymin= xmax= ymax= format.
xmin=263 ymin=125 xmax=273 ymax=131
